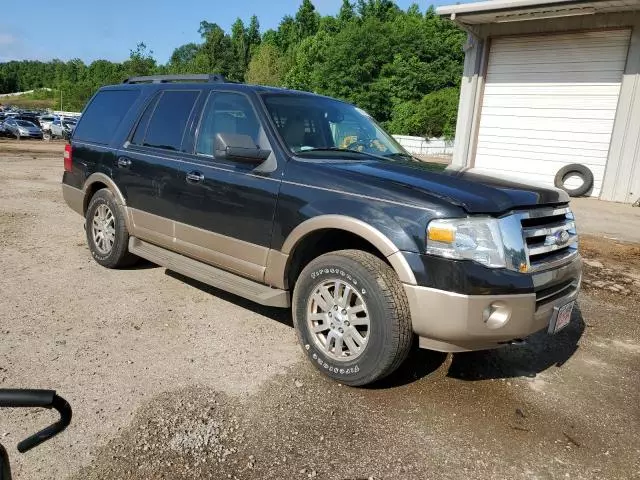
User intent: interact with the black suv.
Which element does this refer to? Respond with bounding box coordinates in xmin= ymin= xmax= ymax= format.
xmin=62 ymin=75 xmax=581 ymax=386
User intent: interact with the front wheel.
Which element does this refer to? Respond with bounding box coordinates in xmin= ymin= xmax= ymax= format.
xmin=292 ymin=250 xmax=413 ymax=386
xmin=85 ymin=189 xmax=137 ymax=268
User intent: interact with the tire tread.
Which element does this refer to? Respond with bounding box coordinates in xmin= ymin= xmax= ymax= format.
xmin=295 ymin=249 xmax=413 ymax=386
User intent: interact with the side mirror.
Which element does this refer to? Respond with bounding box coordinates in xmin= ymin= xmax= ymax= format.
xmin=215 ymin=133 xmax=271 ymax=164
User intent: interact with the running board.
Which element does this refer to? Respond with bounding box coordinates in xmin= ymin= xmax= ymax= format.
xmin=128 ymin=237 xmax=290 ymax=308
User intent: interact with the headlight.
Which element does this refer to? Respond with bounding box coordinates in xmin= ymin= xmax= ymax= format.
xmin=426 ymin=217 xmax=506 ymax=268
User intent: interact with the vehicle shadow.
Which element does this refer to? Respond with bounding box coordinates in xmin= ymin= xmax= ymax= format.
xmin=369 ymin=348 xmax=449 ymax=389
xmin=446 ymin=305 xmax=586 ymax=381
xmin=123 ymin=258 xmax=159 ymax=270
xmin=165 ymin=270 xmax=294 ymax=328
xmin=166 ymin=268 xmax=585 ymax=386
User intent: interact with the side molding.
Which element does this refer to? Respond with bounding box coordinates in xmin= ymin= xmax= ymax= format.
xmin=265 ymin=215 xmax=417 ymax=288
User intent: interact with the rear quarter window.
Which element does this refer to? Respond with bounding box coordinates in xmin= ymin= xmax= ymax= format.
xmin=74 ymin=89 xmax=140 ymax=145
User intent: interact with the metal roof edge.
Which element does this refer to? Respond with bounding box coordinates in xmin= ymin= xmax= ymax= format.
xmin=436 ymin=0 xmax=602 ymax=17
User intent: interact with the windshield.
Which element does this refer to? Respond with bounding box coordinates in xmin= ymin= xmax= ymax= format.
xmin=262 ymin=94 xmax=408 ymax=159
xmin=16 ymin=120 xmax=36 ymax=127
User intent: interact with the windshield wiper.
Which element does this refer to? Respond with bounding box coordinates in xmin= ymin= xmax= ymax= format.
xmin=296 ymin=147 xmax=374 ymax=156
xmin=383 ymin=152 xmax=416 ymax=161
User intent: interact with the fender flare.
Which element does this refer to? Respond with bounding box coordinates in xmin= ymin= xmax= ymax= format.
xmin=273 ymin=215 xmax=417 ymax=287
xmin=83 ymin=173 xmax=127 ymax=208
xmin=83 ymin=173 xmax=132 ymax=230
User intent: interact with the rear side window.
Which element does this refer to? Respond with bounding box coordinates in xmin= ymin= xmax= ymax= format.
xmin=74 ymin=90 xmax=139 ymax=144
xmin=142 ymin=90 xmax=199 ymax=151
xmin=130 ymin=95 xmax=160 ymax=146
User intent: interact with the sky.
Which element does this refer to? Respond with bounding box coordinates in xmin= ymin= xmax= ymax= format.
xmin=0 ymin=0 xmax=462 ymax=64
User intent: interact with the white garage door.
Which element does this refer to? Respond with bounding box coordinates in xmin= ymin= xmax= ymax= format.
xmin=475 ymin=30 xmax=631 ymax=197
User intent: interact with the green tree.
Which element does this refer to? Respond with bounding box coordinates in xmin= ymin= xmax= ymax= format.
xmin=0 ymin=0 xmax=466 ymax=134
xmin=246 ymin=43 xmax=286 ymax=86
xmin=123 ymin=42 xmax=156 ymax=77
xmin=247 ymin=15 xmax=261 ymax=51
xmin=199 ymin=23 xmax=234 ymax=77
xmin=386 ymin=87 xmax=460 ymax=139
xmin=338 ymin=0 xmax=356 ymax=24
xmin=357 ymin=0 xmax=399 ymax=20
xmin=295 ymin=0 xmax=320 ymax=40
xmin=230 ymin=18 xmax=248 ymax=81
xmin=169 ymin=43 xmax=200 ymax=72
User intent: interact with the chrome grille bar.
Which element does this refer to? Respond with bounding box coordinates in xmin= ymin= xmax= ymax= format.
xmin=528 ymin=235 xmax=578 ymax=256
xmin=517 ymin=205 xmax=578 ymax=273
xmin=522 ymin=221 xmax=576 ymax=238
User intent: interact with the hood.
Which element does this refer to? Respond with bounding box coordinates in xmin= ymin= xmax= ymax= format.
xmin=306 ymin=157 xmax=569 ymax=214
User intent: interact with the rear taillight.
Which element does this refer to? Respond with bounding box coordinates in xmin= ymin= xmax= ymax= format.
xmin=64 ymin=144 xmax=73 ymax=172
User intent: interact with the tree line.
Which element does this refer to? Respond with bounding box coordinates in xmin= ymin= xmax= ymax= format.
xmin=0 ymin=0 xmax=465 ymax=138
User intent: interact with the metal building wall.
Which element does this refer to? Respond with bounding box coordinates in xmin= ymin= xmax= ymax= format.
xmin=451 ymin=11 xmax=640 ymax=203
xmin=600 ymin=21 xmax=640 ymax=203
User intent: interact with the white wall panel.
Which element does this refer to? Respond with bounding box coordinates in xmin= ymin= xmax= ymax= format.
xmin=475 ymin=30 xmax=631 ymax=197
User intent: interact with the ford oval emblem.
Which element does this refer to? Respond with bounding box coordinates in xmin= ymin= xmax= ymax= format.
xmin=555 ymin=230 xmax=570 ymax=246
xmin=544 ymin=230 xmax=571 ymax=247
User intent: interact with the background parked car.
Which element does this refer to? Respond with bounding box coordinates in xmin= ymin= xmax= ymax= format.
xmin=39 ymin=115 xmax=57 ymax=132
xmin=49 ymin=117 xmax=77 ymax=139
xmin=14 ymin=114 xmax=42 ymax=128
xmin=3 ymin=118 xmax=43 ymax=140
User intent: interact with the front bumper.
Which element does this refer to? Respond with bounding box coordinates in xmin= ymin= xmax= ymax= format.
xmin=405 ymin=257 xmax=582 ymax=352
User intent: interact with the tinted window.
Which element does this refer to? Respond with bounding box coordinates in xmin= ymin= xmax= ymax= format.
xmin=263 ymin=94 xmax=406 ymax=157
xmin=196 ymin=92 xmax=262 ymax=157
xmin=143 ymin=90 xmax=199 ymax=151
xmin=130 ymin=95 xmax=160 ymax=146
xmin=74 ymin=89 xmax=139 ymax=144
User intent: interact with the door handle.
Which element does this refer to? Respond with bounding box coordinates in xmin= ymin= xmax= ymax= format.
xmin=117 ymin=157 xmax=132 ymax=168
xmin=186 ymin=171 xmax=205 ymax=184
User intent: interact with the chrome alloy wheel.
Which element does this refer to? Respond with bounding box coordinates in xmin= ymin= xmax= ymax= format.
xmin=92 ymin=204 xmax=115 ymax=254
xmin=306 ymin=278 xmax=370 ymax=362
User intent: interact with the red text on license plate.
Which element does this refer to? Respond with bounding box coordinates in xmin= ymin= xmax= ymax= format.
xmin=551 ymin=301 xmax=574 ymax=334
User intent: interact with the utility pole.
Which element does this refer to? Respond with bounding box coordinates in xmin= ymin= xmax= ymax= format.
xmin=60 ymin=89 xmax=63 ymax=111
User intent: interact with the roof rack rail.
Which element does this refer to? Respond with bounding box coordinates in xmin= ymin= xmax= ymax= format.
xmin=123 ymin=74 xmax=227 ymax=84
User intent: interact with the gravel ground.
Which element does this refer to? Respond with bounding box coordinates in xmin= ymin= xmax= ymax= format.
xmin=0 ymin=142 xmax=639 ymax=480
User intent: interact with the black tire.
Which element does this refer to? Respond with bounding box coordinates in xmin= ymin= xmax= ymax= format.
xmin=292 ymin=250 xmax=413 ymax=386
xmin=85 ymin=189 xmax=137 ymax=268
xmin=554 ymin=164 xmax=594 ymax=197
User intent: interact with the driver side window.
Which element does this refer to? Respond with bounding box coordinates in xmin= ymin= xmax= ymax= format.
xmin=196 ymin=92 xmax=263 ymax=158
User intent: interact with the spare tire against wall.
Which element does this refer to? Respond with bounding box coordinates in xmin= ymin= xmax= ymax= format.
xmin=554 ymin=164 xmax=594 ymax=197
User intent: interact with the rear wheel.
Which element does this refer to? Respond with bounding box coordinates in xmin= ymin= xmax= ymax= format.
xmin=292 ymin=250 xmax=413 ymax=386
xmin=85 ymin=189 xmax=137 ymax=268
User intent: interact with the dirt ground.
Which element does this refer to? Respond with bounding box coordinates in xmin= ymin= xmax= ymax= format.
xmin=0 ymin=141 xmax=639 ymax=480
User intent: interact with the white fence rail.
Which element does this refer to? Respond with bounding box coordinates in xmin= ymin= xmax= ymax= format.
xmin=51 ymin=111 xmax=82 ymax=118
xmin=0 ymin=88 xmax=53 ymax=98
xmin=393 ymin=135 xmax=454 ymax=156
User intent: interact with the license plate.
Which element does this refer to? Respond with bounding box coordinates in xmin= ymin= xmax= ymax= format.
xmin=549 ymin=301 xmax=574 ymax=334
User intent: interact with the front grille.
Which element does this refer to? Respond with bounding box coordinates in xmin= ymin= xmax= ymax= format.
xmin=520 ymin=206 xmax=578 ymax=272
xmin=535 ymin=279 xmax=577 ymax=308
